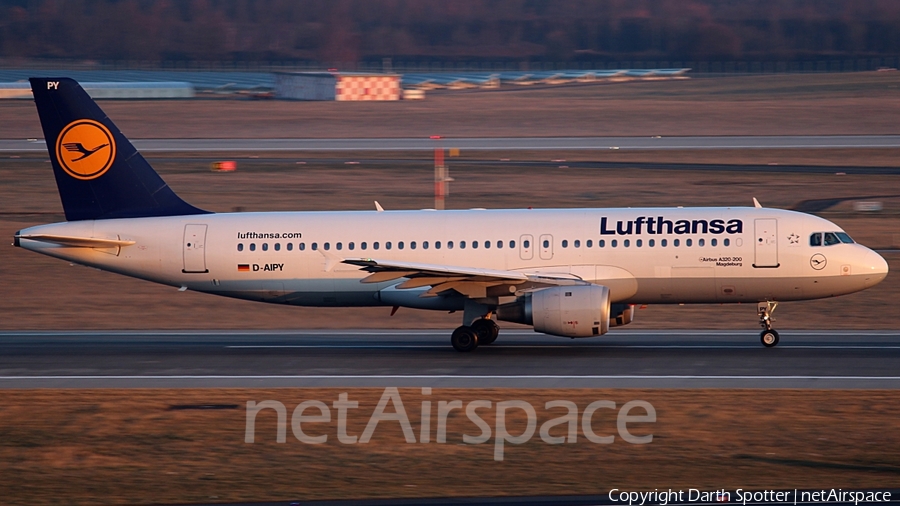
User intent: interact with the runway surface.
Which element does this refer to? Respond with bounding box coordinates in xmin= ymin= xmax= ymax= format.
xmin=1 ymin=329 xmax=899 ymax=389
xmin=4 ymin=135 xmax=900 ymax=152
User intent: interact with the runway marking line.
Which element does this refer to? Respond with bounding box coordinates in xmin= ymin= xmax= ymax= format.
xmin=3 ymin=330 xmax=900 ymax=337
xmin=224 ymin=344 xmax=900 ymax=349
xmin=2 ymin=375 xmax=900 ymax=380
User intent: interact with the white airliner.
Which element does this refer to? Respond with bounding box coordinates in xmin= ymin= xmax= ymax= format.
xmin=14 ymin=78 xmax=889 ymax=351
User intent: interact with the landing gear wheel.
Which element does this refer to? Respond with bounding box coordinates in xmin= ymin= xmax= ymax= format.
xmin=760 ymin=329 xmax=780 ymax=348
xmin=451 ymin=326 xmax=479 ymax=352
xmin=470 ymin=319 xmax=500 ymax=345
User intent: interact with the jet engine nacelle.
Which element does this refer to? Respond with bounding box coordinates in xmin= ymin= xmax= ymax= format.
xmin=497 ymin=285 xmax=610 ymax=338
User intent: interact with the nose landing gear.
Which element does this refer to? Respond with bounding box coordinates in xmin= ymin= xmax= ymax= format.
xmin=758 ymin=301 xmax=780 ymax=347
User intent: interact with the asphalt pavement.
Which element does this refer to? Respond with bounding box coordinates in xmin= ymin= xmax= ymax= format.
xmin=1 ymin=329 xmax=898 ymax=389
xmin=4 ymin=135 xmax=900 ymax=152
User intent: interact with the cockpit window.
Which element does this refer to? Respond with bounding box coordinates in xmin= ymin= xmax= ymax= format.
xmin=812 ymin=232 xmax=854 ymax=246
xmin=836 ymin=232 xmax=855 ymax=244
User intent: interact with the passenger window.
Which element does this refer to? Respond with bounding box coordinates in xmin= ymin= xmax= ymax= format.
xmin=599 ymin=240 xmax=605 ymax=248
xmin=484 ymin=241 xmax=490 ymax=249
xmin=398 ymin=241 xmax=405 ymax=250
xmin=448 ymin=241 xmax=454 ymax=249
xmin=423 ymin=241 xmax=429 ymax=249
xmin=509 ymin=240 xmax=515 ymax=248
xmin=674 ymin=239 xmax=680 ymax=247
xmin=542 ymin=239 xmax=549 ymax=248
xmin=497 ymin=240 xmax=503 ymax=249
xmin=522 ymin=240 xmax=529 ymax=248
xmin=587 ymin=239 xmax=593 ymax=247
xmin=461 ymin=241 xmax=466 ymax=249
xmin=649 ymin=239 xmax=655 ymax=247
xmin=373 ymin=242 xmax=380 ymax=250
xmin=336 ymin=242 xmax=342 ymax=251
xmin=724 ymin=238 xmax=730 ymax=247
xmin=574 ymin=240 xmax=581 ymax=248
xmin=435 ymin=241 xmax=441 ymax=249
xmin=711 ymin=238 xmax=717 ymax=247
xmin=472 ymin=241 xmax=478 ymax=249
xmin=324 ymin=243 xmax=330 ymax=251
xmin=611 ymin=239 xmax=618 ymax=248
xmin=562 ymin=240 xmax=568 ymax=248
xmin=636 ymin=239 xmax=642 ymax=247
xmin=836 ymin=232 xmax=854 ymax=244
xmin=299 ymin=243 xmax=306 ymax=251
xmin=661 ymin=239 xmax=667 ymax=247
xmin=250 ymin=243 xmax=256 ymax=251
xmin=287 ymin=243 xmax=293 ymax=251
xmin=262 ymin=243 xmax=269 ymax=251
xmin=824 ymin=233 xmax=840 ymax=246
xmin=274 ymin=243 xmax=281 ymax=251
xmin=624 ymin=239 xmax=630 ymax=247
xmin=311 ymin=243 xmax=318 ymax=250
xmin=698 ymin=238 xmax=705 ymax=247
xmin=410 ymin=241 xmax=416 ymax=250
xmin=349 ymin=242 xmax=355 ymax=250
xmin=810 ymin=233 xmax=822 ymax=247
xmin=361 ymin=242 xmax=367 ymax=250
xmin=237 ymin=243 xmax=244 ymax=252
xmin=386 ymin=242 xmax=392 ymax=250
xmin=686 ymin=239 xmax=692 ymax=247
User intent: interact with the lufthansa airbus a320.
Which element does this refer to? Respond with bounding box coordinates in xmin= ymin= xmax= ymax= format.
xmin=14 ymin=78 xmax=889 ymax=351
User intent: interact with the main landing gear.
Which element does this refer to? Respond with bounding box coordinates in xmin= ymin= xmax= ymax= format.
xmin=758 ymin=301 xmax=779 ymax=348
xmin=451 ymin=317 xmax=500 ymax=352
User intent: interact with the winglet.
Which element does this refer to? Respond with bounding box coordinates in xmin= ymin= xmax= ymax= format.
xmin=753 ymin=197 xmax=762 ymax=208
xmin=374 ymin=201 xmax=384 ymax=212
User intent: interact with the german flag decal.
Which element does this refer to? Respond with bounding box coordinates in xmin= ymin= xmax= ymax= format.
xmin=238 ymin=264 xmax=250 ymax=272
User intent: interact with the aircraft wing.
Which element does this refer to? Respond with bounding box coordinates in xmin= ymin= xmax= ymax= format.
xmin=342 ymin=258 xmax=588 ymax=298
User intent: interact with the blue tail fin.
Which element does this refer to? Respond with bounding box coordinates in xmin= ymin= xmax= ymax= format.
xmin=29 ymin=78 xmax=210 ymax=221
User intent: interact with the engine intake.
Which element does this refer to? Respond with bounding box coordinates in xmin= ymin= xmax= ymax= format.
xmin=498 ymin=285 xmax=610 ymax=338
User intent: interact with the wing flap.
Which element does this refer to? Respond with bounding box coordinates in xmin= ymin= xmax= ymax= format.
xmin=342 ymin=258 xmax=591 ymax=299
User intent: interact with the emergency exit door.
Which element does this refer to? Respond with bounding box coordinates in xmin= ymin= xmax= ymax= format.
xmin=183 ymin=224 xmax=209 ymax=273
xmin=753 ymin=218 xmax=779 ymax=268
xmin=539 ymin=234 xmax=554 ymax=260
xmin=519 ymin=234 xmax=534 ymax=260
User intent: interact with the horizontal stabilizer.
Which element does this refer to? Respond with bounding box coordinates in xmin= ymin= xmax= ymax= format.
xmin=15 ymin=234 xmax=135 ymax=248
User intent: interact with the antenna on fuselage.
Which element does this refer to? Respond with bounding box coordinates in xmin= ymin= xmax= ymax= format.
xmin=753 ymin=197 xmax=763 ymax=208
xmin=374 ymin=201 xmax=385 ymax=212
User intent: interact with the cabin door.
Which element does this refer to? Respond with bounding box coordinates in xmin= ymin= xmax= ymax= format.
xmin=753 ymin=218 xmax=779 ymax=268
xmin=183 ymin=224 xmax=209 ymax=273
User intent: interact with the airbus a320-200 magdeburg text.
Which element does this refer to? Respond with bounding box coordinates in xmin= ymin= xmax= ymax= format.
xmin=14 ymin=78 xmax=889 ymax=351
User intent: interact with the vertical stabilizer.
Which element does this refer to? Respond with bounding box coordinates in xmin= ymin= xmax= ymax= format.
xmin=29 ymin=78 xmax=210 ymax=221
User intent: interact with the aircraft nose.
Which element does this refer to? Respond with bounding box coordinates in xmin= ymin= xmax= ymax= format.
xmin=862 ymin=248 xmax=889 ymax=286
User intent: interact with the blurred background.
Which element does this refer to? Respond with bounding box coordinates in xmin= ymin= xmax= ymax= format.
xmin=3 ymin=0 xmax=900 ymax=71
